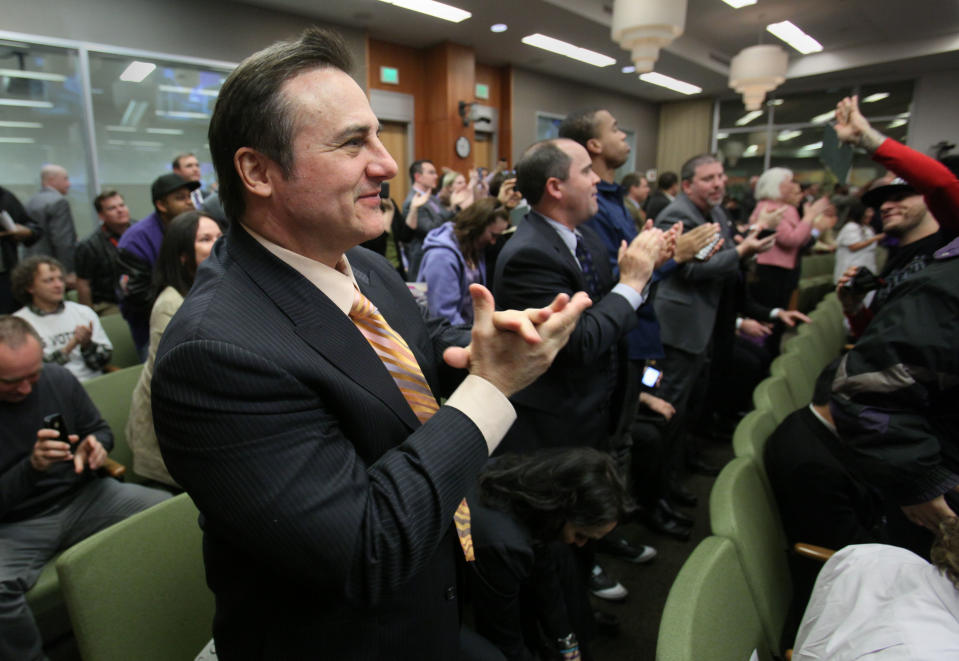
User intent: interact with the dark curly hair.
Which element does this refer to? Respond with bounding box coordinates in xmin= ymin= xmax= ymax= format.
xmin=10 ymin=255 xmax=64 ymax=305
xmin=479 ymin=447 xmax=634 ymax=541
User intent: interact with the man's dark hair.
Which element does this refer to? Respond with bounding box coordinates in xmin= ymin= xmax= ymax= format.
xmin=153 ymin=211 xmax=206 ymax=299
xmin=10 ymin=256 xmax=65 ymax=305
xmin=621 ymin=172 xmax=643 ymax=190
xmin=208 ymin=26 xmax=353 ymax=223
xmin=680 ymin=154 xmax=720 ymax=182
xmin=172 ymin=153 xmax=196 ymax=171
xmin=409 ymin=159 xmax=433 ymax=182
xmin=93 ymin=190 xmax=120 ymax=213
xmin=0 ymin=315 xmax=41 ymax=348
xmin=479 ymin=447 xmax=634 ymax=541
xmin=558 ymin=108 xmax=601 ymax=149
xmin=515 ymin=139 xmax=571 ymax=207
xmin=657 ymin=171 xmax=678 ymax=191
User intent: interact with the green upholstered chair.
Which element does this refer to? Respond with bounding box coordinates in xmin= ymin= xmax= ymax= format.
xmin=55 ymin=493 xmax=213 ymax=661
xmin=710 ymin=457 xmax=792 ymax=654
xmin=656 ymin=536 xmax=772 ymax=661
xmin=83 ymin=364 xmax=144 ymax=482
xmin=99 ymin=313 xmax=141 ymax=369
xmin=752 ymin=375 xmax=798 ymax=425
xmin=732 ymin=407 xmax=778 ymax=461
xmin=25 ymin=552 xmax=71 ymax=652
xmin=770 ymin=351 xmax=815 ymax=409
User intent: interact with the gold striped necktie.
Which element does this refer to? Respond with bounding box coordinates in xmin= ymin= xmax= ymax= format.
xmin=349 ymin=288 xmax=474 ymax=562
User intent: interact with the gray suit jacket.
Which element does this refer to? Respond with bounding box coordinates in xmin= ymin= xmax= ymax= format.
xmin=652 ymin=192 xmax=740 ymax=354
xmin=400 ymin=190 xmax=453 ymax=279
xmin=24 ymin=186 xmax=77 ymax=272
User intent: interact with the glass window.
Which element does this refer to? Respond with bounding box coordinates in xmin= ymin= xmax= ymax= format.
xmin=88 ymin=51 xmax=230 ymax=221
xmin=717 ymin=132 xmax=766 ymax=190
xmin=0 ymin=42 xmax=94 ymax=232
xmin=536 ymin=113 xmax=563 ymax=141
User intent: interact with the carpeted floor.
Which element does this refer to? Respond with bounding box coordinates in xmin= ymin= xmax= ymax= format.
xmin=590 ymin=434 xmax=736 ymax=660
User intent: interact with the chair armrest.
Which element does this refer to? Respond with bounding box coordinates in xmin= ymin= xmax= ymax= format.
xmin=793 ymin=542 xmax=835 ymax=563
xmin=102 ymin=365 xmax=121 ymax=373
xmin=102 ymin=458 xmax=127 ymax=479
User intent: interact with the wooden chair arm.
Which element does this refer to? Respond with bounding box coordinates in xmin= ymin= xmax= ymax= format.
xmin=102 ymin=365 xmax=121 ymax=373
xmin=793 ymin=542 xmax=835 ymax=563
xmin=102 ymin=458 xmax=127 ymax=479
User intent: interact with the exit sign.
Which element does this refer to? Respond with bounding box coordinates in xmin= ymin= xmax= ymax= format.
xmin=475 ymin=83 xmax=490 ymax=100
xmin=380 ymin=66 xmax=399 ymax=85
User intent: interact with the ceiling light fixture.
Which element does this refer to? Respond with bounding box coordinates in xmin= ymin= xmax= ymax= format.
xmin=158 ymin=84 xmax=219 ymax=97
xmin=0 ymin=99 xmax=54 ymax=108
xmin=638 ymin=72 xmax=701 ymax=95
xmin=810 ymin=110 xmax=835 ymax=124
xmin=729 ymin=44 xmax=788 ymax=110
xmin=799 ymin=141 xmax=823 ymax=151
xmin=0 ymin=68 xmax=66 ymax=82
xmin=777 ymin=129 xmax=802 ymax=141
xmin=146 ymin=127 xmax=185 ymax=135
xmin=722 ymin=0 xmax=756 ymax=7
xmin=106 ymin=125 xmax=137 ymax=132
xmin=767 ymin=98 xmax=784 ymax=106
xmin=119 ymin=61 xmax=156 ymax=83
xmin=621 ymin=65 xmax=636 ymax=74
xmin=611 ymin=0 xmax=687 ymax=73
xmin=862 ymin=92 xmax=889 ymax=103
xmin=887 ymin=118 xmax=907 ymax=129
xmin=155 ymin=110 xmax=211 ymax=119
xmin=734 ymin=110 xmax=764 ymax=126
xmin=766 ymin=20 xmax=823 ymax=54
xmin=490 ymin=23 xmax=508 ymax=33
xmin=743 ymin=144 xmax=759 ymax=156
xmin=0 ymin=120 xmax=42 ymax=129
xmin=0 ymin=136 xmax=35 ymax=143
xmin=521 ymin=34 xmax=616 ymax=67
xmin=376 ymin=0 xmax=471 ymax=23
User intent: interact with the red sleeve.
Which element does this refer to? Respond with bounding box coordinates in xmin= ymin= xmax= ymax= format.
xmin=873 ymin=138 xmax=959 ymax=238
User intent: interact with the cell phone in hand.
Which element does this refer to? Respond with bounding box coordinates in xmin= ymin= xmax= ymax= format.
xmin=842 ymin=267 xmax=883 ymax=296
xmin=42 ymin=413 xmax=69 ymax=442
xmin=694 ymin=235 xmax=722 ymax=261
xmin=642 ymin=366 xmax=661 ymax=388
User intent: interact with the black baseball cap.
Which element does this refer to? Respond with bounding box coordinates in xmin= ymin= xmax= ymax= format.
xmin=862 ymin=177 xmax=917 ymax=208
xmin=151 ymin=173 xmax=200 ymax=202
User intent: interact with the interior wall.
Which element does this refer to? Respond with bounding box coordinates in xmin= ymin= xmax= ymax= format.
xmin=510 ymin=67 xmax=658 ymax=169
xmin=908 ymin=69 xmax=959 ymax=156
xmin=655 ymin=99 xmax=714 ymax=178
xmin=2 ymin=0 xmax=367 ymax=84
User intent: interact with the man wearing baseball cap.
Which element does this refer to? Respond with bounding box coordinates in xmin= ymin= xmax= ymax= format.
xmin=116 ymin=173 xmax=200 ymax=357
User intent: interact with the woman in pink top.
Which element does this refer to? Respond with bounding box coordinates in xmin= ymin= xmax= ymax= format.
xmin=750 ymin=167 xmax=835 ymax=312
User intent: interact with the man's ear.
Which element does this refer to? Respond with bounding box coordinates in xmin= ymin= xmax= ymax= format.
xmin=585 ymin=137 xmax=602 ymax=158
xmin=155 ymin=198 xmax=169 ymax=217
xmin=235 ymin=147 xmax=276 ymax=200
xmin=545 ymin=176 xmax=564 ymax=202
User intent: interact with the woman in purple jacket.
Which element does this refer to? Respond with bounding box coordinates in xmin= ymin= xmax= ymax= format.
xmin=417 ymin=198 xmax=510 ymax=325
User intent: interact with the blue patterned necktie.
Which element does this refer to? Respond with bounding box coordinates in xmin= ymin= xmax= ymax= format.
xmin=574 ymin=233 xmax=602 ymax=298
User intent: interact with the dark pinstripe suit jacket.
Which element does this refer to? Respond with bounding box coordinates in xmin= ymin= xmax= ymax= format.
xmin=152 ymin=223 xmax=483 ymax=660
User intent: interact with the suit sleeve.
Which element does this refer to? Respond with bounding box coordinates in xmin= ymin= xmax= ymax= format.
xmin=48 ymin=197 xmax=77 ymax=272
xmin=494 ymin=246 xmax=636 ymax=366
xmin=152 ymin=338 xmax=489 ymax=607
xmin=656 ymin=208 xmax=741 ymax=283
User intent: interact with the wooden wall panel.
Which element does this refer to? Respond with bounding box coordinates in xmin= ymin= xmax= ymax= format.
xmin=367 ymin=39 xmax=428 ymax=158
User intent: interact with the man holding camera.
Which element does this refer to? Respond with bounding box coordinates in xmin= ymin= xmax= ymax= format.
xmin=0 ymin=315 xmax=168 ymax=660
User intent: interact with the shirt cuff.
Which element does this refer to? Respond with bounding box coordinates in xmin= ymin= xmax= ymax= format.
xmin=445 ymin=374 xmax=516 ymax=454
xmin=735 ymin=317 xmax=743 ymax=330
xmin=769 ymin=308 xmax=781 ymax=321
xmin=611 ymin=282 xmax=648 ymax=310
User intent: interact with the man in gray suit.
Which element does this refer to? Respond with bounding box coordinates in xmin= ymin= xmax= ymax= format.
xmin=653 ymin=154 xmax=772 ymax=485
xmin=400 ymin=159 xmax=453 ymax=279
xmin=24 ymin=165 xmax=78 ymax=287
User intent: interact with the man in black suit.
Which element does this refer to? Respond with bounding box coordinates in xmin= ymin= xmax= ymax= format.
xmin=151 ymin=27 xmax=588 ymax=660
xmin=644 ymin=171 xmax=679 ymax=222
xmin=493 ymin=138 xmax=666 ymax=456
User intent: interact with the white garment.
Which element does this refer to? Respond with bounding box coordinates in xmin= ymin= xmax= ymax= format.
xmin=13 ymin=301 xmax=112 ymax=382
xmin=793 ymin=544 xmax=959 ymax=660
xmin=833 ymin=222 xmax=878 ymax=283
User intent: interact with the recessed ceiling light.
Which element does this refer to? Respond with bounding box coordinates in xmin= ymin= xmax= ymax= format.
xmin=0 ymin=99 xmax=54 ymax=108
xmin=735 ymin=110 xmax=764 ymax=126
xmin=743 ymin=145 xmax=760 ymax=156
xmin=717 ymin=132 xmax=730 ymax=139
xmin=521 ymin=34 xmax=616 ymax=67
xmin=862 ymin=92 xmax=889 ymax=103
xmin=490 ymin=23 xmax=508 ymax=33
xmin=158 ymin=84 xmax=219 ymax=97
xmin=376 ymin=0 xmax=471 ymax=23
xmin=799 ymin=141 xmax=823 ymax=151
xmin=766 ymin=20 xmax=823 ymax=54
xmin=621 ymin=65 xmax=636 ymax=74
xmin=722 ymin=0 xmax=757 ymax=7
xmin=154 ymin=110 xmax=211 ymax=119
xmin=810 ymin=110 xmax=835 ymax=124
xmin=0 ymin=120 xmax=43 ymax=129
xmin=638 ymin=72 xmax=702 ymax=95
xmin=0 ymin=136 xmax=36 ymax=143
xmin=777 ymin=129 xmax=801 ymax=142
xmin=0 ymin=68 xmax=66 ymax=82
xmin=887 ymin=118 xmax=907 ymax=129
xmin=119 ymin=61 xmax=156 ymax=83
xmin=106 ymin=125 xmax=137 ymax=133
xmin=767 ymin=98 xmax=784 ymax=106
xmin=146 ymin=127 xmax=185 ymax=135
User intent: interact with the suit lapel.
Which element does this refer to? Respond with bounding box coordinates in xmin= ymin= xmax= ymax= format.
xmin=227 ymin=226 xmax=421 ymax=430
xmin=525 ymin=212 xmax=589 ymax=292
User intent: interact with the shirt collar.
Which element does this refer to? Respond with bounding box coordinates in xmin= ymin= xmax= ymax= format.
xmin=243 ymin=224 xmax=357 ymax=315
xmin=535 ymin=211 xmax=579 ymax=256
xmin=28 ymin=302 xmax=65 ymax=316
xmin=808 ymin=403 xmax=837 ymax=435
xmin=597 ymin=179 xmax=623 ymax=196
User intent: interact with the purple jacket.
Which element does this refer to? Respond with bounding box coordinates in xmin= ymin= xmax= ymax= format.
xmin=418 ymin=222 xmax=484 ymax=325
xmin=116 ymin=211 xmax=165 ymax=350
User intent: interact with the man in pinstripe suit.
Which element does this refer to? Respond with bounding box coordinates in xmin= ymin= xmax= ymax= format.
xmin=151 ymin=27 xmax=588 ymax=660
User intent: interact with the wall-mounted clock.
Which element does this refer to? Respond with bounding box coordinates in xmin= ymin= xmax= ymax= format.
xmin=455 ymin=136 xmax=471 ymax=159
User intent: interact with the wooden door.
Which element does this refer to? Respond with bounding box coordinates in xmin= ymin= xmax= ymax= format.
xmin=474 ymin=131 xmax=493 ymax=171
xmin=380 ymin=120 xmax=410 ymax=206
